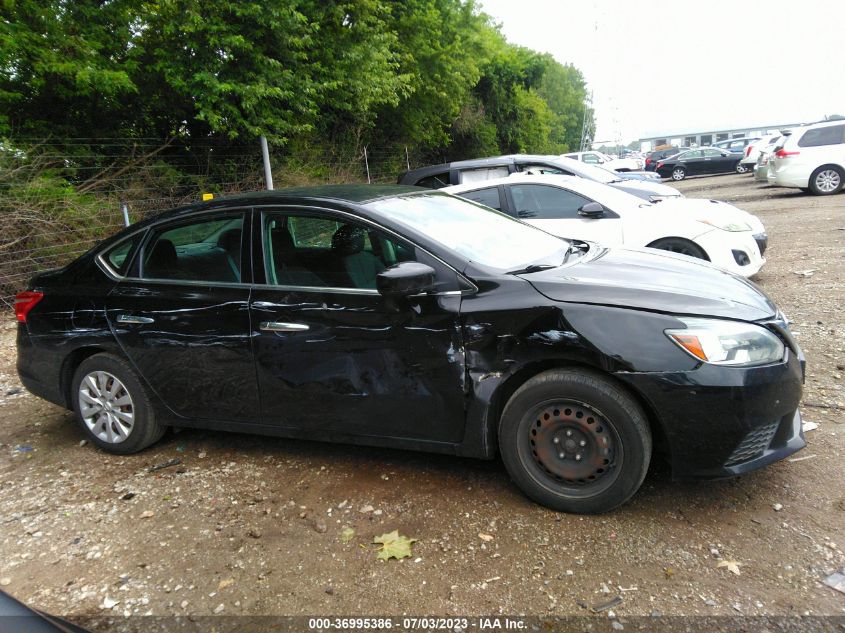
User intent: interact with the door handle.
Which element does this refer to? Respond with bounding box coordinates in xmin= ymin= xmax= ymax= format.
xmin=260 ymin=321 xmax=309 ymax=333
xmin=115 ymin=314 xmax=154 ymax=325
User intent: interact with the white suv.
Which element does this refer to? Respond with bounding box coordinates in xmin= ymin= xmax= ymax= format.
xmin=768 ymin=120 xmax=845 ymax=195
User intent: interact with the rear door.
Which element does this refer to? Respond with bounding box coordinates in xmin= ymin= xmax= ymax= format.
xmin=677 ymin=150 xmax=705 ymax=175
xmin=106 ymin=209 xmax=259 ymax=421
xmin=249 ymin=206 xmax=468 ymax=443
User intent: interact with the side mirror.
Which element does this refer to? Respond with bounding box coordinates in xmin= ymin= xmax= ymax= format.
xmin=578 ymin=202 xmax=605 ymax=218
xmin=377 ymin=261 xmax=436 ymax=297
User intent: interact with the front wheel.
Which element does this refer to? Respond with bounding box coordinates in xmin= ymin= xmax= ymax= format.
xmin=499 ymin=369 xmax=652 ymax=514
xmin=808 ymin=165 xmax=843 ymax=195
xmin=671 ymin=167 xmax=686 ymax=181
xmin=647 ymin=237 xmax=708 ymax=260
xmin=72 ymin=353 xmax=165 ymax=454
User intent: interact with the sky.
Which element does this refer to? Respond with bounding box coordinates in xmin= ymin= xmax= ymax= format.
xmin=478 ymin=0 xmax=845 ymax=144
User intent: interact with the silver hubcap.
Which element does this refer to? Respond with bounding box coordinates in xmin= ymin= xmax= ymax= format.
xmin=815 ymin=169 xmax=841 ymax=193
xmin=78 ymin=371 xmax=134 ymax=443
xmin=672 ymin=169 xmax=684 ymax=180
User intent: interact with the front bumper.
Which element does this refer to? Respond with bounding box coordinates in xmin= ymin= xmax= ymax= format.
xmin=616 ymin=333 xmax=805 ymax=479
xmin=694 ymin=229 xmax=765 ymax=277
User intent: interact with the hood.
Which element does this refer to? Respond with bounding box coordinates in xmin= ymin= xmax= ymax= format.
xmin=656 ymin=198 xmax=765 ymax=233
xmin=523 ymin=245 xmax=777 ymax=321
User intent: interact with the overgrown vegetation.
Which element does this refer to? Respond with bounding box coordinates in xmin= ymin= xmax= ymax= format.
xmin=0 ymin=0 xmax=595 ymax=300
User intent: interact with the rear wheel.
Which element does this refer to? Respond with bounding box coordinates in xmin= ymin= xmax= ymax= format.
xmin=671 ymin=167 xmax=686 ymax=181
xmin=647 ymin=237 xmax=708 ymax=260
xmin=72 ymin=353 xmax=164 ymax=454
xmin=808 ymin=165 xmax=843 ymax=195
xmin=499 ymin=369 xmax=651 ymax=514
xmin=736 ymin=163 xmax=749 ymax=174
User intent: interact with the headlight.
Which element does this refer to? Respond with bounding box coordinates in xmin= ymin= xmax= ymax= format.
xmin=665 ymin=318 xmax=785 ymax=366
xmin=697 ymin=218 xmax=751 ymax=232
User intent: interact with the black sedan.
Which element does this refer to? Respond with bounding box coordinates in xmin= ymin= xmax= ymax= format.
xmin=656 ymin=148 xmax=747 ymax=181
xmin=16 ymin=186 xmax=805 ymax=513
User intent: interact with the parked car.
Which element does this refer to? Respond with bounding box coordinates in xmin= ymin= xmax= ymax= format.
xmin=644 ymin=147 xmax=684 ymax=171
xmin=398 ymin=155 xmax=683 ymax=202
xmin=741 ymin=134 xmax=782 ymax=170
xmin=444 ymin=174 xmax=766 ymax=277
xmin=0 ymin=589 xmax=91 ymax=633
xmin=561 ymin=151 xmax=644 ymax=172
xmin=16 ymin=186 xmax=805 ymax=514
xmin=614 ymin=170 xmax=663 ymax=182
xmin=768 ymin=120 xmax=845 ymax=195
xmin=656 ymin=148 xmax=746 ymax=180
xmin=754 ymin=136 xmax=785 ymax=183
xmin=712 ymin=137 xmax=761 ymax=154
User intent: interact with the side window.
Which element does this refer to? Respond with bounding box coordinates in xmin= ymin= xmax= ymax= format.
xmin=460 ymin=167 xmax=510 ymax=183
xmin=414 ymin=172 xmax=451 ymax=189
xmin=582 ymin=153 xmax=601 ymax=164
xmin=262 ymin=212 xmax=457 ymax=292
xmin=508 ymin=184 xmax=591 ymax=220
xmin=142 ymin=213 xmax=244 ymax=283
xmin=798 ymin=125 xmax=845 ymax=147
xmin=519 ymin=163 xmax=571 ymax=176
xmin=103 ymin=234 xmax=141 ymax=276
xmin=702 ymin=149 xmax=723 ymax=157
xmin=461 ymin=187 xmax=503 ymax=211
xmin=679 ymin=150 xmax=703 ymax=160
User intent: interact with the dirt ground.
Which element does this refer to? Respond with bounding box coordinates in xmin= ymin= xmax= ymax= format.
xmin=1 ymin=173 xmax=843 ymax=628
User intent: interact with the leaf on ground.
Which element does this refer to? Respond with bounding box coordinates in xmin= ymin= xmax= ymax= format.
xmin=340 ymin=527 xmax=355 ymax=543
xmin=373 ymin=530 xmax=416 ymax=561
xmin=218 ymin=577 xmax=234 ymax=590
xmin=717 ymin=560 xmax=742 ymax=575
xmin=478 ymin=533 xmax=494 ymax=542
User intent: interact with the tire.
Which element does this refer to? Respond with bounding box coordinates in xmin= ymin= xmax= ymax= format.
xmin=808 ymin=165 xmax=844 ymax=195
xmin=647 ymin=237 xmax=708 ymax=260
xmin=71 ymin=353 xmax=164 ymax=454
xmin=671 ymin=167 xmax=686 ymax=181
xmin=736 ymin=163 xmax=749 ymax=174
xmin=499 ymin=369 xmax=651 ymax=514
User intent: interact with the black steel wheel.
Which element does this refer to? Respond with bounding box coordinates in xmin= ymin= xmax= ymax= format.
xmin=499 ymin=369 xmax=651 ymax=514
xmin=71 ymin=353 xmax=165 ymax=454
xmin=647 ymin=237 xmax=708 ymax=260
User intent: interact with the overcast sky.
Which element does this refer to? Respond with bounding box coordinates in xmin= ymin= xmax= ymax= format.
xmin=478 ymin=0 xmax=845 ymax=144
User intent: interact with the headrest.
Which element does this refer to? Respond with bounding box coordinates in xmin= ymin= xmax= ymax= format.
xmin=146 ymin=238 xmax=177 ymax=271
xmin=331 ymin=225 xmax=365 ymax=256
xmin=217 ymin=228 xmax=241 ymax=255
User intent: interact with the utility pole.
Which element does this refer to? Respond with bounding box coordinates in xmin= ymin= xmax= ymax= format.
xmin=260 ymin=136 xmax=274 ymax=190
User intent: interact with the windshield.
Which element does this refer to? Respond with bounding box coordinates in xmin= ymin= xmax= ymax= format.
xmin=547 ymin=157 xmax=620 ymax=184
xmin=366 ymin=192 xmax=568 ymax=271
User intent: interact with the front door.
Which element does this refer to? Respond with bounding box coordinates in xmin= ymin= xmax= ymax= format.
xmin=107 ymin=209 xmax=259 ymax=421
xmin=250 ymin=208 xmax=467 ymax=443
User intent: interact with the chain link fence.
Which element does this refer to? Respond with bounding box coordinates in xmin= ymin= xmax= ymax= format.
xmin=0 ymin=138 xmax=429 ymax=307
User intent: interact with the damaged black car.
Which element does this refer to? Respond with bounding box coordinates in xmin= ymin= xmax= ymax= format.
xmin=15 ymin=186 xmax=805 ymax=513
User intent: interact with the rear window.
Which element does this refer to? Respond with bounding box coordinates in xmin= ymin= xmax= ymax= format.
xmin=460 ymin=187 xmax=503 ymax=211
xmin=414 ymin=172 xmax=451 ymax=189
xmin=103 ymin=234 xmax=141 ymax=275
xmin=460 ymin=167 xmax=510 ymax=183
xmin=798 ymin=125 xmax=845 ymax=148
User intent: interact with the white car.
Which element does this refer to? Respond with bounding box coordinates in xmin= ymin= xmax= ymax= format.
xmin=562 ymin=151 xmax=644 ymax=172
xmin=768 ymin=120 xmax=845 ymax=195
xmin=444 ymin=174 xmax=767 ymax=277
xmin=754 ymin=135 xmax=785 ymax=183
xmin=741 ymin=133 xmax=782 ymax=168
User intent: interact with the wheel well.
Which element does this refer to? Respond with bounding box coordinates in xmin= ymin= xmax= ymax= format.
xmin=646 ymin=237 xmax=710 ymax=261
xmin=488 ymin=360 xmax=672 ymax=465
xmin=60 ymin=346 xmax=107 ymax=408
xmin=812 ymin=163 xmax=845 ymax=176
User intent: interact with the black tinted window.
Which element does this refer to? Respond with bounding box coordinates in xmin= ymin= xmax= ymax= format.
xmin=414 ymin=172 xmax=451 ymax=189
xmin=509 ymin=184 xmax=591 ymax=220
xmin=461 ymin=187 xmax=502 ymax=210
xmin=798 ymin=125 xmax=845 ymax=147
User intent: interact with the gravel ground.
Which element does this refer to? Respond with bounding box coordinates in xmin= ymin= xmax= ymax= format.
xmin=0 ymin=173 xmax=843 ymax=628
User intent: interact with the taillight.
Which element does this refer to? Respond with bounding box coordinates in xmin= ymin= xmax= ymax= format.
xmin=14 ymin=291 xmax=43 ymax=323
xmin=775 ymin=148 xmax=799 ymax=158
xmin=656 ymin=162 xmax=664 ymax=169
xmin=745 ymin=145 xmax=753 ymax=157
xmin=645 ymin=157 xmax=653 ymax=165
